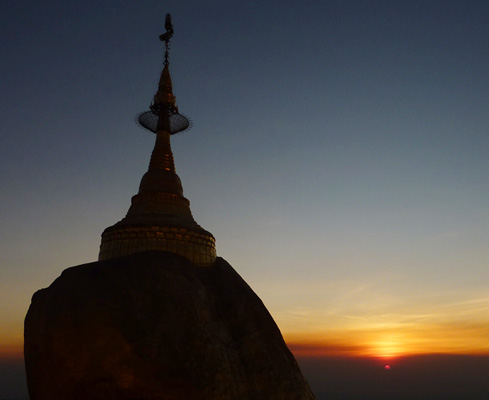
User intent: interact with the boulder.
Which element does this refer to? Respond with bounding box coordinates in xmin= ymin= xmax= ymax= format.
xmin=25 ymin=251 xmax=315 ymax=399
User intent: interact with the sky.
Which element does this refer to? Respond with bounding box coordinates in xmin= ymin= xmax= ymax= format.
xmin=1 ymin=0 xmax=489 ymax=397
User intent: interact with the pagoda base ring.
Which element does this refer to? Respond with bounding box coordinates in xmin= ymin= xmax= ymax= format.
xmin=99 ymin=225 xmax=216 ymax=267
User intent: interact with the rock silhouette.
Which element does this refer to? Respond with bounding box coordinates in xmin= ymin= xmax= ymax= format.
xmin=25 ymin=251 xmax=316 ymax=399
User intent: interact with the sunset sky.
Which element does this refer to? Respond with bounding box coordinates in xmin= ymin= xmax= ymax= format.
xmin=1 ymin=1 xmax=489 ymax=389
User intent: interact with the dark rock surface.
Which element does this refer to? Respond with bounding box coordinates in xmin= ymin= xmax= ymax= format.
xmin=25 ymin=251 xmax=316 ymax=399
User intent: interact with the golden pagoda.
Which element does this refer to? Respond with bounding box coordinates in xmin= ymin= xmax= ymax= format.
xmin=99 ymin=15 xmax=216 ymax=266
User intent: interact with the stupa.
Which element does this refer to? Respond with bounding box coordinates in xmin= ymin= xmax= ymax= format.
xmin=98 ymin=14 xmax=216 ymax=266
xmin=25 ymin=15 xmax=316 ymax=400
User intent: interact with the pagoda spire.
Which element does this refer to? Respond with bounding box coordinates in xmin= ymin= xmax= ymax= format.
xmin=147 ymin=21 xmax=178 ymax=174
xmin=99 ymin=15 xmax=216 ymax=266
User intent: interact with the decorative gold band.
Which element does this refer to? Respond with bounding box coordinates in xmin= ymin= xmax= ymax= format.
xmin=99 ymin=225 xmax=216 ymax=266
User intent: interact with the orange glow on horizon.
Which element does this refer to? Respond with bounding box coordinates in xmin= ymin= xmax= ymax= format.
xmin=0 ymin=342 xmax=24 ymax=360
xmin=286 ymin=337 xmax=489 ymax=359
xmin=4 ymin=310 xmax=489 ymax=361
xmin=3 ymin=332 xmax=489 ymax=362
xmin=284 ymin=322 xmax=489 ymax=359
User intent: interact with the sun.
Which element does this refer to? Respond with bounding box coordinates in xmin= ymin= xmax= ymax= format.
xmin=370 ymin=336 xmax=405 ymax=359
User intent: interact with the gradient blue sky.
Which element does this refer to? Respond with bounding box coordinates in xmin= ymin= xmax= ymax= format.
xmin=1 ymin=0 xmax=489 ymax=363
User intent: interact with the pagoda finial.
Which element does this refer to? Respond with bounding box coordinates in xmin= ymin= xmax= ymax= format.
xmin=159 ymin=13 xmax=174 ymax=64
xmin=152 ymin=13 xmax=177 ymax=117
xmin=137 ymin=13 xmax=190 ymax=135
